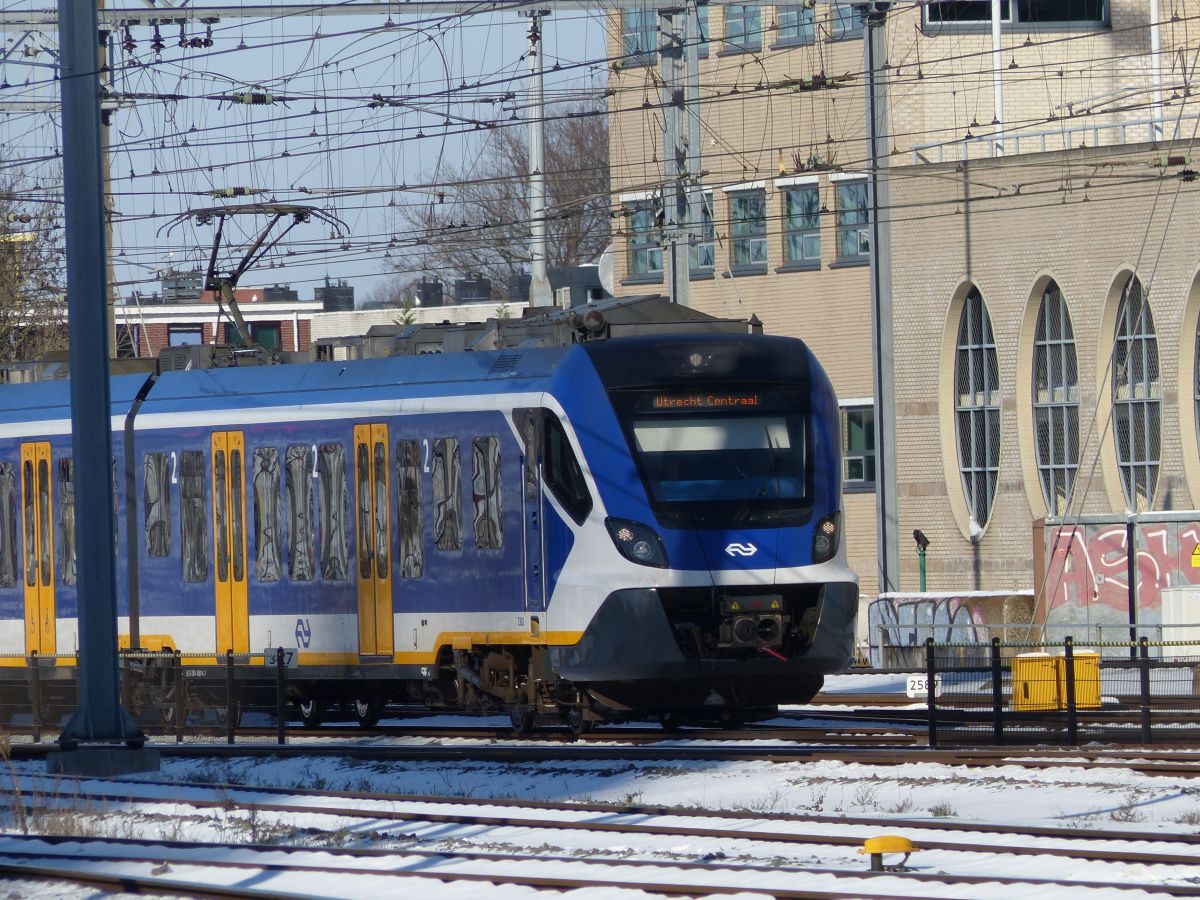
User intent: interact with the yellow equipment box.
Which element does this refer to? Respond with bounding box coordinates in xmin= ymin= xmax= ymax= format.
xmin=1012 ymin=653 xmax=1061 ymax=711
xmin=1057 ymin=650 xmax=1101 ymax=709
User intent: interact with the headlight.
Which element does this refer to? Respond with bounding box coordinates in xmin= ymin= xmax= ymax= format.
xmin=812 ymin=512 xmax=840 ymax=563
xmin=606 ymin=517 xmax=669 ymax=568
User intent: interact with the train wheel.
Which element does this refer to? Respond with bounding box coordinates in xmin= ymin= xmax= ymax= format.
xmin=509 ymin=703 xmax=534 ymax=736
xmin=216 ymin=702 xmax=243 ymax=728
xmin=658 ymin=712 xmax=683 ymax=733
xmin=353 ymin=697 xmax=382 ymax=728
xmin=297 ymin=698 xmax=324 ymax=729
xmin=717 ymin=709 xmax=744 ymax=730
xmin=565 ymin=705 xmax=592 ymax=736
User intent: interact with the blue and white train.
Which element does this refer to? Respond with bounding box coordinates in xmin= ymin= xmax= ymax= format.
xmin=0 ymin=331 xmax=857 ymax=731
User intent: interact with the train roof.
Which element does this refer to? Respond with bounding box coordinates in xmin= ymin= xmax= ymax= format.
xmin=0 ymin=372 xmax=151 ymax=427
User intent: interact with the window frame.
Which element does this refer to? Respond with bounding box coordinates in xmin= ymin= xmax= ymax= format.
xmin=775 ymin=4 xmax=815 ymax=45
xmin=923 ymin=0 xmax=1108 ymax=28
xmin=179 ymin=449 xmax=208 ymax=583
xmin=1112 ymin=274 xmax=1160 ymax=511
xmin=954 ymin=288 xmax=1001 ymax=531
xmin=168 ymin=325 xmax=203 ymax=348
xmin=621 ymin=5 xmax=658 ymax=66
xmin=471 ymin=436 xmax=503 ymax=550
xmin=728 ymin=187 xmax=768 ymax=274
xmin=625 ymin=197 xmax=663 ymax=280
xmin=841 ymin=404 xmax=876 ymax=491
xmin=781 ymin=184 xmax=821 ymax=269
xmin=252 ymin=446 xmax=283 ymax=582
xmin=689 ymin=190 xmax=716 ymax=275
xmin=1032 ymin=282 xmax=1080 ymax=517
xmin=835 ymin=179 xmax=870 ymax=263
xmin=723 ymin=4 xmax=762 ymax=52
xmin=432 ymin=437 xmax=463 ymax=551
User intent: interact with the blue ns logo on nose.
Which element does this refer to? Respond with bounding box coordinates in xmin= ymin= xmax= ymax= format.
xmin=724 ymin=542 xmax=758 ymax=558
xmin=295 ymin=618 xmax=312 ymax=648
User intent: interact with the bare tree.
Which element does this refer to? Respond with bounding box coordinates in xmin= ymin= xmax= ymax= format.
xmin=397 ymin=100 xmax=610 ymax=300
xmin=0 ymin=161 xmax=67 ymax=363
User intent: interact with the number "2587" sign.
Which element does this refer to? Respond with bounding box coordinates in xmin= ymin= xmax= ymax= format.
xmin=905 ymin=674 xmax=942 ymax=699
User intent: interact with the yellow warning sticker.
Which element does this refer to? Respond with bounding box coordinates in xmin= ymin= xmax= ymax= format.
xmin=1191 ymin=545 xmax=1200 ymax=568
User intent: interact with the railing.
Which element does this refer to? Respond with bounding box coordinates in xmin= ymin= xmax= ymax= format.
xmin=910 ymin=114 xmax=1200 ymax=164
xmin=0 ymin=649 xmax=296 ymax=745
xmin=919 ymin=637 xmax=1200 ymax=747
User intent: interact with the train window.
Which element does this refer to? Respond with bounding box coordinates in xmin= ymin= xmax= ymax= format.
xmin=396 ymin=440 xmax=423 ymax=577
xmin=356 ymin=442 xmax=372 ymax=580
xmin=179 ymin=450 xmax=208 ymax=583
xmin=58 ymin=458 xmax=75 ymax=585
xmin=38 ymin=456 xmax=50 ymax=587
xmin=23 ymin=460 xmax=34 ymax=587
xmin=252 ymin=448 xmax=282 ymax=581
xmin=373 ymin=440 xmax=388 ymax=579
xmin=0 ymin=463 xmax=16 ymax=588
xmin=317 ymin=443 xmax=348 ymax=581
xmin=471 ymin=436 xmax=503 ymax=549
xmin=432 ymin=438 xmax=462 ymax=551
xmin=214 ymin=447 xmax=228 ymax=582
xmin=143 ymin=453 xmax=171 ymax=558
xmin=230 ymin=448 xmax=244 ymax=583
xmin=285 ymin=444 xmax=315 ymax=582
xmin=543 ymin=412 xmax=592 ymax=524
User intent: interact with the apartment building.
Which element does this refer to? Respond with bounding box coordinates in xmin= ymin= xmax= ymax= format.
xmin=607 ymin=1 xmax=1198 ymax=606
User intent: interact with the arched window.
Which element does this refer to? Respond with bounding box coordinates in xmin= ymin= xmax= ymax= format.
xmin=955 ymin=287 xmax=1001 ymax=531
xmin=1112 ymin=274 xmax=1160 ymax=511
xmin=1032 ymin=282 xmax=1080 ymax=516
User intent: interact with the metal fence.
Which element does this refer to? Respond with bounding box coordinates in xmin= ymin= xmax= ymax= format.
xmin=921 ymin=637 xmax=1200 ymax=746
xmin=0 ymin=650 xmax=299 ymax=745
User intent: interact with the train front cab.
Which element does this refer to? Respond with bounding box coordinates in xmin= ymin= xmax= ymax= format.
xmin=546 ymin=334 xmax=859 ymax=718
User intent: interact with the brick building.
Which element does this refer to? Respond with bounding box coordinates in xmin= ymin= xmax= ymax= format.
xmin=115 ymin=283 xmax=322 ymax=358
xmin=607 ymin=1 xmax=1198 ymax=605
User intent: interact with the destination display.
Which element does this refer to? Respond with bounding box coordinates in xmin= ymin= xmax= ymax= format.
xmin=651 ymin=392 xmax=762 ymax=410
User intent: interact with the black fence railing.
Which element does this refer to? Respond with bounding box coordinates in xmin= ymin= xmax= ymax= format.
xmin=0 ymin=649 xmax=300 ymax=745
xmin=923 ymin=637 xmax=1200 ymax=746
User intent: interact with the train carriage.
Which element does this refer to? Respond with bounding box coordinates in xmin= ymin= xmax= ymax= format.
xmin=0 ymin=331 xmax=857 ymax=732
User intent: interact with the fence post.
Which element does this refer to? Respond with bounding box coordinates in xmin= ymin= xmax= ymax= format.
xmin=1064 ymin=636 xmax=1078 ymax=746
xmin=28 ymin=652 xmax=40 ymax=744
xmin=925 ymin=637 xmax=937 ymax=749
xmin=990 ymin=637 xmax=1004 ymax=745
xmin=174 ymin=650 xmax=185 ymax=744
xmin=275 ymin=648 xmax=287 ymax=746
xmin=1138 ymin=637 xmax=1152 ymax=744
xmin=225 ymin=650 xmax=236 ymax=746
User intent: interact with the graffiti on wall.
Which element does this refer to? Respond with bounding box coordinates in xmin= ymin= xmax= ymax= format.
xmin=866 ymin=593 xmax=1033 ymax=669
xmin=1041 ymin=521 xmax=1200 ymax=627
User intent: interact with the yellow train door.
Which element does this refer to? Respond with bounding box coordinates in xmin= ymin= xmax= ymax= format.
xmin=212 ymin=432 xmax=249 ymax=655
xmin=20 ymin=442 xmax=54 ymax=656
xmin=354 ymin=424 xmax=393 ymax=657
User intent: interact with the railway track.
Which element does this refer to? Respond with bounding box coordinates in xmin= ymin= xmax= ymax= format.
xmin=3 ymin=778 xmax=1200 ymax=899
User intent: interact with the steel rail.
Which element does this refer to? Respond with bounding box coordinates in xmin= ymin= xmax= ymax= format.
xmin=1 ymin=831 xmax=1199 ymax=899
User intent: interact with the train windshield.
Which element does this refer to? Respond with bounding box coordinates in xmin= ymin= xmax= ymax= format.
xmin=614 ymin=388 xmax=811 ymax=527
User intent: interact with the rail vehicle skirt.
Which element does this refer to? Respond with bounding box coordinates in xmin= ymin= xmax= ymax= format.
xmin=548 ymin=583 xmax=857 ymax=710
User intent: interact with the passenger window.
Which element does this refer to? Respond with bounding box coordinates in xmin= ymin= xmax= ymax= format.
xmin=58 ymin=458 xmax=75 ymax=585
xmin=252 ymin=448 xmax=282 ymax=582
xmin=396 ymin=440 xmax=423 ymax=577
xmin=285 ymin=444 xmax=315 ymax=582
xmin=179 ymin=450 xmax=208 ymax=583
xmin=214 ymin=446 xmax=228 ymax=582
xmin=543 ymin=412 xmax=592 ymax=524
xmin=432 ymin=438 xmax=462 ymax=551
xmin=143 ymin=452 xmax=171 ymax=558
xmin=373 ymin=440 xmax=388 ymax=579
xmin=231 ymin=448 xmax=244 ymax=583
xmin=0 ymin=462 xmax=16 ymax=588
xmin=317 ymin=442 xmax=348 ymax=580
xmin=22 ymin=459 xmax=34 ymax=587
xmin=471 ymin=436 xmax=502 ymax=549
xmin=37 ymin=457 xmax=50 ymax=586
xmin=356 ymin=442 xmax=372 ymax=580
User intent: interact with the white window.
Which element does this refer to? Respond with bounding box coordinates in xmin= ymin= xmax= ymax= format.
xmin=955 ymin=288 xmax=1000 ymax=530
xmin=1032 ymin=282 xmax=1080 ymax=516
xmin=1112 ymin=274 xmax=1160 ymax=511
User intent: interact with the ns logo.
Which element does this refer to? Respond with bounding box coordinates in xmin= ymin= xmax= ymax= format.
xmin=724 ymin=542 xmax=758 ymax=558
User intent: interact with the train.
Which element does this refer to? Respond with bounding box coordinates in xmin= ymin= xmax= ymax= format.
xmin=0 ymin=329 xmax=857 ymax=733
